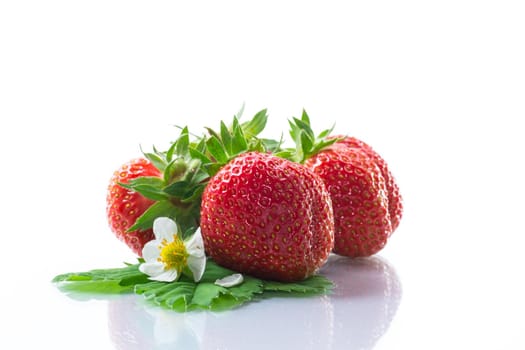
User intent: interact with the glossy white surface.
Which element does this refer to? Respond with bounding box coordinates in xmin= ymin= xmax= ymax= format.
xmin=1 ymin=1 xmax=524 ymax=349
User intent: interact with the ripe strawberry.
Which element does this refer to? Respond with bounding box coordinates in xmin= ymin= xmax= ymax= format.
xmin=305 ymin=142 xmax=394 ymax=257
xmin=333 ymin=136 xmax=403 ymax=231
xmin=106 ymin=158 xmax=161 ymax=256
xmin=200 ymin=151 xmax=334 ymax=282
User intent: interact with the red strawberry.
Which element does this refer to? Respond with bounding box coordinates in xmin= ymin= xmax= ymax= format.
xmin=200 ymin=151 xmax=334 ymax=282
xmin=106 ymin=158 xmax=161 ymax=256
xmin=305 ymin=142 xmax=395 ymax=257
xmin=333 ymin=136 xmax=403 ymax=231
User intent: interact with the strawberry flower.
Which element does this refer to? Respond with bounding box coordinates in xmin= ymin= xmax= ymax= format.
xmin=139 ymin=217 xmax=206 ymax=282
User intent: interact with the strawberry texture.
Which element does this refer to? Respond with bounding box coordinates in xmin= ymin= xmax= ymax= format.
xmin=200 ymin=152 xmax=334 ymax=282
xmin=333 ymin=136 xmax=403 ymax=231
xmin=305 ymin=142 xmax=394 ymax=257
xmin=106 ymin=158 xmax=161 ymax=256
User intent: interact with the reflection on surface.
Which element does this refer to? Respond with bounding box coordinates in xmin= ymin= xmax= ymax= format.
xmin=319 ymin=255 xmax=402 ymax=349
xmin=107 ymin=254 xmax=401 ymax=350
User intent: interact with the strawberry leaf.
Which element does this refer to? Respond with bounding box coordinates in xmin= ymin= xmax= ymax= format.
xmin=263 ymin=275 xmax=333 ymax=296
xmin=190 ymin=283 xmax=228 ymax=308
xmin=53 ymin=259 xmax=333 ymax=312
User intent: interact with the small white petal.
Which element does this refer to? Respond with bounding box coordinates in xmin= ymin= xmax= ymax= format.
xmin=187 ymin=255 xmax=206 ymax=282
xmin=150 ymin=269 xmax=179 ymax=282
xmin=153 ymin=217 xmax=178 ymax=241
xmin=215 ymin=273 xmax=244 ymax=288
xmin=185 ymin=228 xmax=205 ymax=258
xmin=142 ymin=240 xmax=161 ymax=262
xmin=139 ymin=262 xmax=165 ymax=277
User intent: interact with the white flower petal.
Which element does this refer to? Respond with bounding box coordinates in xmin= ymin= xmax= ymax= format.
xmin=185 ymin=228 xmax=205 ymax=258
xmin=215 ymin=273 xmax=244 ymax=288
xmin=153 ymin=217 xmax=178 ymax=241
xmin=150 ymin=269 xmax=179 ymax=282
xmin=139 ymin=261 xmax=165 ymax=277
xmin=142 ymin=240 xmax=161 ymax=262
xmin=187 ymin=255 xmax=206 ymax=282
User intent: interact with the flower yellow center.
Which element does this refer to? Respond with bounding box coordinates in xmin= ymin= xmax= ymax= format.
xmin=158 ymin=234 xmax=188 ymax=272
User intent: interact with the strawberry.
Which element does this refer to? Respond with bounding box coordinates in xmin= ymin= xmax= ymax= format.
xmin=200 ymin=151 xmax=334 ymax=282
xmin=105 ymin=109 xmax=274 ymax=256
xmin=106 ymin=158 xmax=161 ymax=256
xmin=286 ymin=111 xmax=402 ymax=257
xmin=331 ymin=136 xmax=403 ymax=232
xmin=305 ymin=143 xmax=392 ymax=257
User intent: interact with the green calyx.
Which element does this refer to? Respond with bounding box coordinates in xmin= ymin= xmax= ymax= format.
xmin=120 ymin=108 xmax=276 ymax=236
xmin=275 ymin=109 xmax=340 ymax=164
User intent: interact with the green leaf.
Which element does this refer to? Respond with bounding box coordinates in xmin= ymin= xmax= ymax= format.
xmin=274 ymin=149 xmax=296 ymax=160
xmin=228 ymin=276 xmax=264 ymax=300
xmin=135 ymin=281 xmax=196 ymax=311
xmin=119 ymin=176 xmax=169 ymax=201
xmin=199 ymin=259 xmax=236 ymax=282
xmin=263 ymin=275 xmax=333 ymax=296
xmin=163 ymin=158 xmax=188 ymax=184
xmin=206 ymin=163 xmax=225 ymax=177
xmin=241 ymin=109 xmax=268 ymax=138
xmin=176 ymin=127 xmax=190 ymax=156
xmin=127 ymin=200 xmax=178 ymax=232
xmin=189 ymin=146 xmax=212 ymax=164
xmin=231 ymin=117 xmax=248 ymax=154
xmin=261 ymin=137 xmax=283 ymax=153
xmin=52 ymin=264 xmax=149 ymax=294
xmin=53 ymin=260 xmax=334 ymax=312
xmin=206 ymin=136 xmax=229 ymax=164
xmin=288 ymin=119 xmax=300 ymax=144
xmin=301 ymin=109 xmax=311 ymax=124
xmin=123 ymin=176 xmax=165 ymax=188
xmin=142 ymin=151 xmax=167 ymax=172
xmin=300 ymin=130 xmax=314 ymax=156
xmin=310 ymin=138 xmax=339 ymax=155
xmin=293 ymin=117 xmax=315 ymax=140
xmin=317 ymin=124 xmax=336 ymax=139
xmin=220 ymin=121 xmax=233 ymax=155
xmin=180 ymin=185 xmax=205 ymax=203
xmin=190 ymin=283 xmax=228 ymax=307
xmin=163 ymin=180 xmax=191 ymax=198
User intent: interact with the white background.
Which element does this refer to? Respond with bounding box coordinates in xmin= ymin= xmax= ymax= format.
xmin=1 ymin=1 xmax=524 ymax=349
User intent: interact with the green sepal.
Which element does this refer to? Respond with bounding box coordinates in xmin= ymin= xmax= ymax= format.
xmin=189 ymin=146 xmax=212 ymax=164
xmin=206 ymin=135 xmax=229 ymax=164
xmin=119 ymin=177 xmax=168 ymax=201
xmin=220 ymin=121 xmax=233 ymax=155
xmin=231 ymin=117 xmax=249 ymax=155
xmin=163 ymin=158 xmax=188 ymax=184
xmin=285 ymin=109 xmax=341 ymax=163
xmin=142 ymin=150 xmax=167 ymax=173
xmin=127 ymin=200 xmax=178 ymax=232
xmin=163 ymin=180 xmax=191 ymax=198
xmin=261 ymin=136 xmax=284 ymax=153
xmin=241 ymin=108 xmax=268 ymax=138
